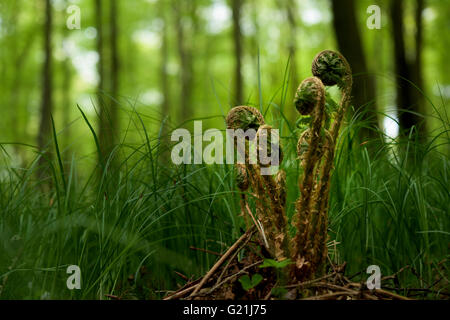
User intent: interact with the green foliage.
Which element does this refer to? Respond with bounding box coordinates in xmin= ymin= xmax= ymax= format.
xmin=259 ymin=259 xmax=293 ymax=269
xmin=0 ymin=0 xmax=448 ymax=300
xmin=237 ymin=111 xmax=260 ymax=131
xmin=0 ymin=105 xmax=448 ymax=299
xmin=325 ymin=91 xmax=339 ymax=113
xmin=270 ymin=287 xmax=288 ymax=298
xmin=295 ymin=115 xmax=311 ymax=130
xmin=238 ymin=274 xmax=263 ymax=291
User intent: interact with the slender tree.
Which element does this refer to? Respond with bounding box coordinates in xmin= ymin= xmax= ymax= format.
xmin=109 ymin=0 xmax=120 ymax=148
xmin=231 ymin=0 xmax=244 ymax=105
xmin=95 ymin=0 xmax=104 ymax=116
xmin=37 ymin=0 xmax=53 ymax=168
xmin=61 ymin=1 xmax=73 ymax=150
xmin=330 ymin=0 xmax=378 ymax=140
xmin=249 ymin=0 xmax=260 ymax=97
xmin=160 ymin=0 xmax=170 ymax=137
xmin=97 ymin=0 xmax=120 ymax=162
xmin=95 ymin=0 xmax=106 ymax=163
xmin=279 ymin=0 xmax=300 ymax=121
xmin=9 ymin=0 xmax=34 ymax=159
xmin=390 ymin=0 xmax=426 ymax=139
xmin=173 ymin=0 xmax=194 ymax=122
xmin=414 ymin=0 xmax=426 ymax=136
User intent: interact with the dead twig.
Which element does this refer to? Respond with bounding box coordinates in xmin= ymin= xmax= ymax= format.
xmin=189 ymin=227 xmax=256 ymax=297
xmin=164 ymin=283 xmax=199 ymax=300
xmin=381 ymin=265 xmax=410 ymax=281
xmin=189 ymin=246 xmax=221 ymax=256
xmin=302 ymin=291 xmax=354 ymax=300
xmin=205 ymin=261 xmax=263 ymax=296
xmin=348 ymin=282 xmax=412 ymax=300
xmin=215 ymin=231 xmax=255 ymax=286
xmin=174 ymin=271 xmax=189 ymax=281
xmin=245 ymin=203 xmax=269 ymax=248
xmin=163 ymin=277 xmax=202 ymax=300
xmin=283 ymin=272 xmax=336 ymax=289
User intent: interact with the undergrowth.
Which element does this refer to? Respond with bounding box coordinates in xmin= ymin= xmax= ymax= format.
xmin=0 ymin=57 xmax=448 ymax=300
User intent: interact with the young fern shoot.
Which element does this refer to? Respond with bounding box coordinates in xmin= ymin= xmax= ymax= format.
xmin=226 ymin=106 xmax=288 ymax=260
xmin=291 ymin=50 xmax=352 ymax=282
xmin=225 ymin=50 xmax=352 ymax=285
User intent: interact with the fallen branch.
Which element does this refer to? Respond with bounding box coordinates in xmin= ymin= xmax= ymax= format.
xmin=348 ymin=282 xmax=411 ymax=300
xmin=164 ymin=283 xmax=199 ymax=300
xmin=189 ymin=227 xmax=256 ymax=297
xmin=204 ymin=261 xmax=263 ymax=296
xmin=163 ymin=277 xmax=202 ymax=300
xmin=283 ymin=272 xmax=336 ymax=289
xmin=189 ymin=246 xmax=221 ymax=256
xmin=303 ymin=291 xmax=353 ymax=300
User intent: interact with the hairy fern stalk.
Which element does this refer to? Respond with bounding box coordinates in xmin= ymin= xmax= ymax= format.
xmin=226 ymin=50 xmax=352 ymax=283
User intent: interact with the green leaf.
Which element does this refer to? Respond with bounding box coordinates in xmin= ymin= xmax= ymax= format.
xmin=271 ymin=287 xmax=288 ymax=298
xmin=259 ymin=258 xmax=293 ymax=269
xmin=238 ymin=274 xmax=263 ymax=291
xmin=325 ymin=92 xmax=339 ymax=113
xmin=295 ymin=115 xmax=311 ymax=130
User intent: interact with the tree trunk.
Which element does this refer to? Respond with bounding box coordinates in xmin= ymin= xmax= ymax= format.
xmin=9 ymin=1 xmax=34 ymax=161
xmin=160 ymin=1 xmax=170 ymax=137
xmin=231 ymin=0 xmax=244 ymax=105
xmin=414 ymin=0 xmax=426 ymax=137
xmin=95 ymin=0 xmax=104 ymax=118
xmin=286 ymin=0 xmax=299 ymax=91
xmin=173 ymin=0 xmax=193 ymax=122
xmin=281 ymin=0 xmax=300 ymax=122
xmin=37 ymin=0 xmax=53 ymax=167
xmin=249 ymin=0 xmax=259 ymax=97
xmin=390 ymin=0 xmax=425 ymax=139
xmin=95 ymin=0 xmax=104 ymax=95
xmin=109 ymin=0 xmax=119 ymax=150
xmin=97 ymin=0 xmax=120 ymax=162
xmin=331 ymin=0 xmax=378 ymax=141
xmin=61 ymin=4 xmax=72 ymax=150
xmin=95 ymin=0 xmax=107 ymax=163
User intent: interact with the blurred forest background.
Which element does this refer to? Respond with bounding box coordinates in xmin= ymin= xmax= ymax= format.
xmin=0 ymin=0 xmax=449 ymax=165
xmin=0 ymin=0 xmax=449 ymax=299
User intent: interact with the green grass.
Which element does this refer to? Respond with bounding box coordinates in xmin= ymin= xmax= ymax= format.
xmin=329 ymin=121 xmax=449 ymax=290
xmin=0 ymin=93 xmax=449 ymax=299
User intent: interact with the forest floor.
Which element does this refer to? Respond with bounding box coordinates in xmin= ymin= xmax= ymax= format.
xmin=160 ymin=228 xmax=449 ymax=301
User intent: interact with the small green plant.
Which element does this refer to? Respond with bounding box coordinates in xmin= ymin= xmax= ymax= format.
xmin=238 ymin=274 xmax=263 ymax=291
xmin=270 ymin=287 xmax=288 ymax=298
xmin=259 ymin=258 xmax=293 ymax=269
xmin=227 ymin=106 xmax=288 ymax=260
